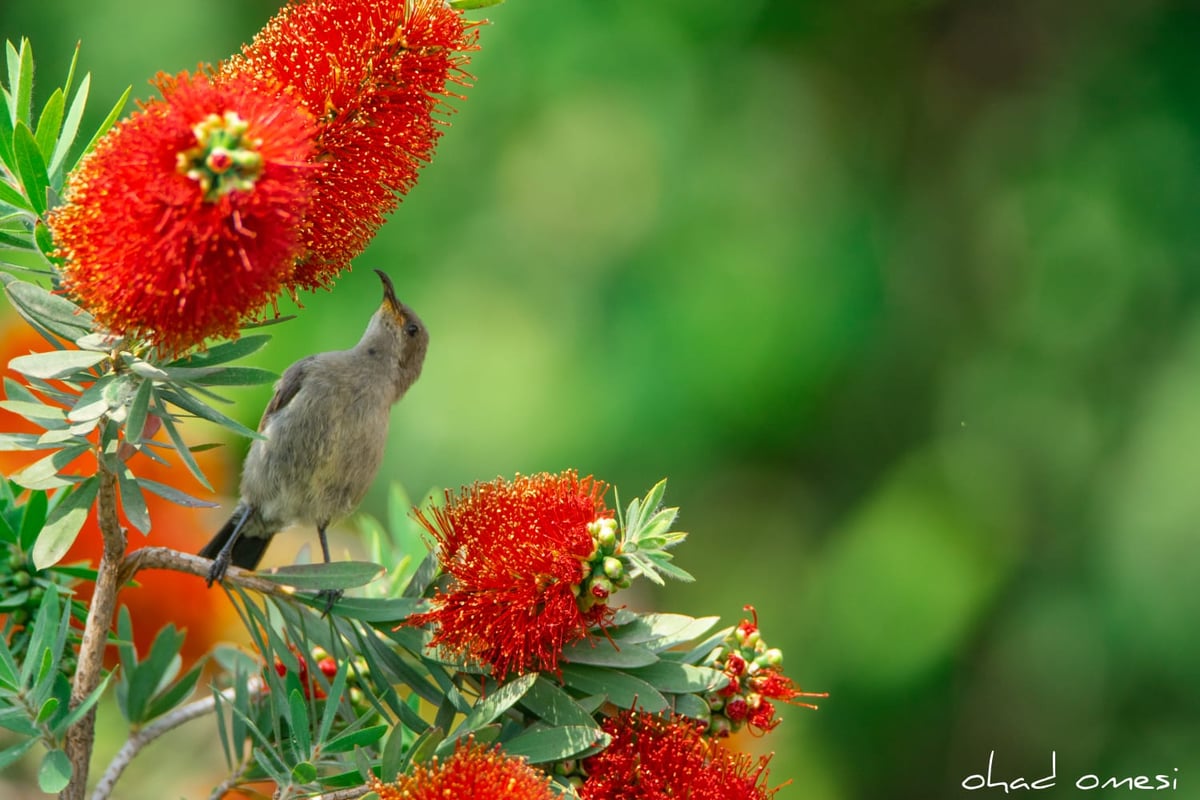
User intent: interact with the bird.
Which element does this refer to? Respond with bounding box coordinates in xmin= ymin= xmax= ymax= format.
xmin=199 ymin=269 xmax=429 ymax=609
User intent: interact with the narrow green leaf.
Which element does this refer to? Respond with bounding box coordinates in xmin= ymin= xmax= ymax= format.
xmin=61 ymin=43 xmax=80 ymax=107
xmin=451 ymin=672 xmax=538 ymax=740
xmin=10 ymin=443 xmax=88 ymax=490
xmin=34 ymin=88 xmax=65 ymax=162
xmin=258 ymin=561 xmax=384 ymax=591
xmin=159 ymin=386 xmax=260 ymax=439
xmin=165 ymin=333 xmax=270 ymax=368
xmin=18 ymin=486 xmax=49 ymax=548
xmin=117 ymin=467 xmax=150 ymax=534
xmin=49 ymin=72 xmax=88 ymax=177
xmin=0 ymin=178 xmax=32 ymax=212
xmin=165 ymin=365 xmax=278 ymax=386
xmin=0 ymin=399 xmax=66 ymax=426
xmin=35 ymin=696 xmax=59 ymax=724
xmin=559 ymin=664 xmax=668 ymax=713
xmin=137 ymin=477 xmax=218 ymax=509
xmin=32 ymin=475 xmax=98 ymax=569
xmin=12 ymin=122 xmax=48 ymax=215
xmin=521 ymin=676 xmax=603 ymax=729
xmin=449 ymin=0 xmax=506 ymax=8
xmin=288 ymin=689 xmax=311 ymax=756
xmin=125 ymin=379 xmax=152 ymax=444
xmin=0 ymin=738 xmax=37 ymax=772
xmin=561 ymin=637 xmax=659 ymax=668
xmin=323 ymin=723 xmax=388 ymax=754
xmin=75 ymin=84 xmax=129 ymax=168
xmin=67 ymin=375 xmax=116 ymax=423
xmin=153 ymin=400 xmax=213 ymax=491
xmin=298 ymin=595 xmax=419 ymax=622
xmin=503 ymin=725 xmax=608 ymax=764
xmin=9 ymin=349 xmax=107 ymax=379
xmin=0 ymin=273 xmax=93 ymax=340
xmin=38 ymin=749 xmax=72 ymax=793
xmin=380 ymin=722 xmax=408 ymax=783
xmin=19 ymin=587 xmax=59 ymax=688
xmin=116 ymin=606 xmax=137 ymax=685
xmin=316 ymin=661 xmax=349 ymax=745
xmin=13 ymin=39 xmax=33 ymax=124
xmin=627 ymin=662 xmax=725 ymax=694
xmin=126 ymin=625 xmax=186 ymax=724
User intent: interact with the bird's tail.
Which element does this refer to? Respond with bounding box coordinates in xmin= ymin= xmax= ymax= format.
xmin=199 ymin=503 xmax=275 ymax=571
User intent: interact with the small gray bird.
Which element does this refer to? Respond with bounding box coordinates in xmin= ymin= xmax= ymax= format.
xmin=199 ymin=270 xmax=429 ymax=603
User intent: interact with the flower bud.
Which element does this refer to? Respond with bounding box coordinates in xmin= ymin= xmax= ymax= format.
xmin=709 ymin=715 xmax=733 ymax=738
xmin=602 ymin=556 xmax=624 ymax=580
xmin=589 ymin=576 xmax=613 ymax=601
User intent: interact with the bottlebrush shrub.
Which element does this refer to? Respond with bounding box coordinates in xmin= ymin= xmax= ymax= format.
xmin=0 ymin=3 xmax=824 ymax=799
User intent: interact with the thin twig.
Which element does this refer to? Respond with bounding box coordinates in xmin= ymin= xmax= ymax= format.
xmin=91 ymin=687 xmax=233 ymax=800
xmin=119 ymin=546 xmax=299 ymax=599
xmin=64 ymin=468 xmax=125 ymax=800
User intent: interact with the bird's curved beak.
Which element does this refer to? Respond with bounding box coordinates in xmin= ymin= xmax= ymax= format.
xmin=374 ymin=269 xmax=406 ymax=322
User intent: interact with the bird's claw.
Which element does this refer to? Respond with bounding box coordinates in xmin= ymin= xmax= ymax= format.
xmin=316 ymin=588 xmax=344 ymax=617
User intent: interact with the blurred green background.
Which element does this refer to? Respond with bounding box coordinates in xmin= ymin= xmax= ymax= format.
xmin=3 ymin=0 xmax=1199 ymax=797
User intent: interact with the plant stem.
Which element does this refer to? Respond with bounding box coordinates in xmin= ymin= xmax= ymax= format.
xmin=118 ymin=546 xmax=299 ymax=598
xmin=90 ymin=688 xmax=230 ymax=800
xmin=64 ymin=468 xmax=125 ymax=800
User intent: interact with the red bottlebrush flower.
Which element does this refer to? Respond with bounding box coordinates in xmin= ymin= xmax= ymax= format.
xmin=370 ymin=738 xmax=555 ymax=800
xmin=226 ymin=0 xmax=479 ymax=289
xmin=580 ymin=711 xmax=779 ymax=800
xmin=405 ymin=471 xmax=614 ymax=677
xmin=50 ymin=71 xmax=316 ymax=354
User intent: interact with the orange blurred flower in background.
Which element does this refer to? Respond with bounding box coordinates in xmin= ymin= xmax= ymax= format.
xmin=0 ymin=311 xmax=240 ymax=667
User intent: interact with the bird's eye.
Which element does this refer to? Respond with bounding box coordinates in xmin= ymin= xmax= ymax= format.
xmin=404 ymin=322 xmax=420 ymax=337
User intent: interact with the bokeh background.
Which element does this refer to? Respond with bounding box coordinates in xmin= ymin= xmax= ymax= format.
xmin=2 ymin=0 xmax=1199 ymax=797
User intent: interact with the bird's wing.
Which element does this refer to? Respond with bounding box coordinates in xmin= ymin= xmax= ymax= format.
xmin=258 ymin=355 xmax=316 ymax=431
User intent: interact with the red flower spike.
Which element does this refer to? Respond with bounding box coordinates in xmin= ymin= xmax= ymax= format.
xmin=404 ymin=471 xmax=614 ymax=677
xmin=370 ymin=738 xmax=555 ymax=800
xmin=226 ymin=0 xmax=479 ymax=288
xmin=50 ymin=72 xmax=316 ymax=355
xmin=580 ymin=711 xmax=780 ymax=800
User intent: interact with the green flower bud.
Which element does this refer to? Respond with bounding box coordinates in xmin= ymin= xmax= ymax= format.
xmin=602 ymin=556 xmax=623 ymax=580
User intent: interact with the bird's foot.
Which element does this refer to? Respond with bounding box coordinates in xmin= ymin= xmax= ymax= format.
xmin=205 ymin=553 xmax=231 ymax=587
xmin=316 ymin=588 xmax=344 ymax=617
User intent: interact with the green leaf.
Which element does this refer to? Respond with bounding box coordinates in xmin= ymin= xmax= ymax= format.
xmin=74 ymin=84 xmax=129 ymax=169
xmin=0 ymin=399 xmax=66 ymax=427
xmin=10 ymin=443 xmax=88 ymax=490
xmin=13 ymin=39 xmax=33 ymax=126
xmin=503 ymin=725 xmax=608 ymax=764
xmin=0 ymin=738 xmax=37 ymax=772
xmin=67 ymin=375 xmax=117 ymax=423
xmin=9 ymin=349 xmax=107 ymax=380
xmin=323 ymin=723 xmax=388 ymax=754
xmin=0 ymin=273 xmax=93 ymax=340
xmin=18 ymin=486 xmax=49 ymax=548
xmin=32 ymin=476 xmax=98 ymax=568
xmin=559 ymin=664 xmax=668 ymax=713
xmin=153 ymin=400 xmax=213 ymax=491
xmin=137 ymin=477 xmax=218 ymax=509
xmin=291 ymin=761 xmax=318 ymax=785
xmin=316 ymin=661 xmax=349 ymax=745
xmin=37 ymin=748 xmax=72 ymax=793
xmin=380 ymin=722 xmax=408 ymax=783
xmin=561 ymin=636 xmax=659 ymax=668
xmin=158 ymin=386 xmax=260 ymax=439
xmin=166 ymin=334 xmax=271 ymax=368
xmin=627 ymin=662 xmax=725 ymax=694
xmin=672 ymin=692 xmax=711 ymax=722
xmin=0 ymin=178 xmax=32 ymax=212
xmin=449 ymin=0 xmax=506 ymax=8
xmin=288 ymin=688 xmax=311 ymax=756
xmin=48 ymin=70 xmax=88 ymax=177
xmin=125 ymin=379 xmax=152 ymax=444
xmin=164 ymin=365 xmax=278 ymax=386
xmin=258 ymin=561 xmax=384 ymax=591
xmin=34 ymin=88 xmax=65 ymax=162
xmin=299 ymin=595 xmax=420 ymax=622
xmin=117 ymin=467 xmax=150 ymax=534
xmin=521 ymin=676 xmax=604 ymax=729
xmin=450 ymin=672 xmax=538 ymax=741
xmin=125 ymin=625 xmax=186 ymax=724
xmin=35 ymin=696 xmax=59 ymax=724
xmin=12 ymin=122 xmax=48 ymax=215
